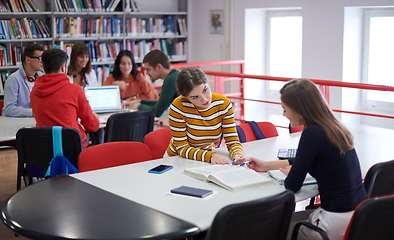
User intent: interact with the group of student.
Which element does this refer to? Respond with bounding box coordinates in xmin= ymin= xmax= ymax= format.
xmin=2 ymin=43 xmax=366 ymax=240
xmin=2 ymin=43 xmax=179 ymax=147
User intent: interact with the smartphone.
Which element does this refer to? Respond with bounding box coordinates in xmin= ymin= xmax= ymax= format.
xmin=148 ymin=164 xmax=173 ymax=174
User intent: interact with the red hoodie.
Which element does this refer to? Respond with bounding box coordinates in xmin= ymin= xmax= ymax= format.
xmin=30 ymin=73 xmax=99 ymax=148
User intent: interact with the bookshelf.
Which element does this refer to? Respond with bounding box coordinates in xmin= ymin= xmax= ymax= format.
xmin=0 ymin=0 xmax=188 ymax=94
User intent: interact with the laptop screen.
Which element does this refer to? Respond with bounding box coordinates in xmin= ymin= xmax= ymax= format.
xmin=85 ymin=86 xmax=122 ymax=113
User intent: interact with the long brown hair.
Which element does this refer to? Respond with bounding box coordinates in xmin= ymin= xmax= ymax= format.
xmin=67 ymin=42 xmax=92 ymax=77
xmin=280 ymin=78 xmax=353 ymax=153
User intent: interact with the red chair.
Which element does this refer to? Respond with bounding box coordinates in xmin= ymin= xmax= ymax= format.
xmin=0 ymin=99 xmax=3 ymax=115
xmin=289 ymin=124 xmax=304 ymax=133
xmin=237 ymin=121 xmax=278 ymax=142
xmin=291 ymin=195 xmax=394 ymax=240
xmin=143 ymin=128 xmax=172 ymax=159
xmin=78 ymin=142 xmax=152 ymax=172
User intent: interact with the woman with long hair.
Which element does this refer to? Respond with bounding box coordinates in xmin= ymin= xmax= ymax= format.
xmin=103 ymin=50 xmax=158 ymax=101
xmin=67 ymin=42 xmax=99 ymax=88
xmin=246 ymin=79 xmax=367 ymax=240
xmin=166 ymin=66 xmax=245 ymax=164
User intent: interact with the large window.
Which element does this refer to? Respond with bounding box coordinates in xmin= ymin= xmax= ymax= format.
xmin=266 ymin=10 xmax=302 ymax=95
xmin=362 ymin=9 xmax=394 ymax=111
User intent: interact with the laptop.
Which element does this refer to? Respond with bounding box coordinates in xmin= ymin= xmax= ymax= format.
xmin=85 ymin=86 xmax=123 ymax=113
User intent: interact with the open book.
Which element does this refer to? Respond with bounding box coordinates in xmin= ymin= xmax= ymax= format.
xmin=183 ymin=165 xmax=273 ymax=191
xmin=268 ymin=169 xmax=317 ymax=185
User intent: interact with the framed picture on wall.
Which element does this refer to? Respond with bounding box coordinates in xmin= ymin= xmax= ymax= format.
xmin=210 ymin=10 xmax=224 ymax=34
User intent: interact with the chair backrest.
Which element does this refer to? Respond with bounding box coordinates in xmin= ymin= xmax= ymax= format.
xmin=16 ymin=127 xmax=82 ymax=190
xmin=363 ymin=159 xmax=394 ymax=198
xmin=104 ymin=110 xmax=154 ymax=142
xmin=143 ymin=127 xmax=172 ymax=159
xmin=236 ymin=121 xmax=278 ymax=143
xmin=289 ymin=124 xmax=304 ymax=134
xmin=205 ymin=190 xmax=295 ymax=240
xmin=344 ymin=195 xmax=394 ymax=240
xmin=78 ymin=141 xmax=153 ymax=172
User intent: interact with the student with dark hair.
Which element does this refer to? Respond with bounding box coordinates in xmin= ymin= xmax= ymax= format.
xmin=2 ymin=43 xmax=44 ymax=117
xmin=103 ymin=49 xmax=158 ymax=101
xmin=245 ymin=79 xmax=367 ymax=240
xmin=30 ymin=49 xmax=99 ymax=149
xmin=166 ymin=66 xmax=245 ymax=164
xmin=67 ymin=42 xmax=103 ymax=146
xmin=67 ymin=42 xmax=99 ymax=88
xmin=123 ymin=49 xmax=180 ymax=117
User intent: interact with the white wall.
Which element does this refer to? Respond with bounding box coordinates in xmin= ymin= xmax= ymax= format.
xmin=188 ymin=0 xmax=394 ymax=126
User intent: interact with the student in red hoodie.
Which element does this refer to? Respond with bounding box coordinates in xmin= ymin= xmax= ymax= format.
xmin=30 ymin=48 xmax=99 ymax=149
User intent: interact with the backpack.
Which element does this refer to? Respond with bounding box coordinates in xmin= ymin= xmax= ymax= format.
xmin=45 ymin=126 xmax=79 ymax=179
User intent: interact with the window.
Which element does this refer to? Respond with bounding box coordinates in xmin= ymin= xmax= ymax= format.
xmin=266 ymin=10 xmax=302 ymax=95
xmin=362 ymin=8 xmax=394 ymax=111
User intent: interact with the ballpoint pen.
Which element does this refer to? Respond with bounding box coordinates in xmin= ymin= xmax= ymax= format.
xmin=239 ymin=160 xmax=252 ymax=166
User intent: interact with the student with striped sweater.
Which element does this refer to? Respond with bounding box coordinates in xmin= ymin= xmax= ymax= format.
xmin=166 ymin=67 xmax=245 ymax=164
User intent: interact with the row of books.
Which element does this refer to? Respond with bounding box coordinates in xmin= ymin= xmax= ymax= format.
xmin=124 ymin=16 xmax=187 ymax=37
xmin=94 ymin=65 xmax=111 ymax=85
xmin=127 ymin=39 xmax=187 ymax=61
xmin=0 ymin=43 xmax=51 ymax=67
xmin=0 ymin=44 xmax=21 ymax=67
xmin=0 ymin=18 xmax=51 ymax=40
xmin=54 ymin=0 xmax=140 ymax=12
xmin=55 ymin=16 xmax=187 ymax=39
xmin=56 ymin=16 xmax=122 ymax=38
xmin=0 ymin=0 xmax=39 ymax=12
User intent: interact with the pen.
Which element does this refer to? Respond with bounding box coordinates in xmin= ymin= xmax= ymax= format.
xmin=231 ymin=156 xmax=242 ymax=165
xmin=239 ymin=160 xmax=252 ymax=166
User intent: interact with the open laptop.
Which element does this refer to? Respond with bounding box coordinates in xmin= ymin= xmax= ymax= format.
xmin=85 ymin=85 xmax=123 ymax=113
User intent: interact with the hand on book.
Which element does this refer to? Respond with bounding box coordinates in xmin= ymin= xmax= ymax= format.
xmin=210 ymin=153 xmax=230 ymax=165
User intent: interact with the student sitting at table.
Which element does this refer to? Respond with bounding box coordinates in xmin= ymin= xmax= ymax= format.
xmin=103 ymin=50 xmax=158 ymax=101
xmin=67 ymin=42 xmax=103 ymax=146
xmin=67 ymin=42 xmax=100 ymax=88
xmin=165 ymin=66 xmax=245 ymax=164
xmin=244 ymin=78 xmax=367 ymax=240
xmin=122 ymin=49 xmax=180 ymax=117
xmin=30 ymin=48 xmax=99 ymax=149
xmin=2 ymin=43 xmax=44 ymax=117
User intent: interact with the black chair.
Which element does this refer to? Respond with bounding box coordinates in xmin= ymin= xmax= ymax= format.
xmin=204 ymin=190 xmax=295 ymax=240
xmin=291 ymin=195 xmax=394 ymax=240
xmin=104 ymin=110 xmax=154 ymax=143
xmin=363 ymin=159 xmax=394 ymax=198
xmin=16 ymin=127 xmax=82 ymax=190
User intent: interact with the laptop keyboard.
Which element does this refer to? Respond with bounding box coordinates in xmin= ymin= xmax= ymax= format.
xmin=277 ymin=148 xmax=297 ymax=159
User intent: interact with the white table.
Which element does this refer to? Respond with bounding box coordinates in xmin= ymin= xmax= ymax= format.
xmin=72 ymin=133 xmax=315 ymax=232
xmin=72 ymin=124 xmax=394 ymax=232
xmin=0 ymin=116 xmax=36 ymax=142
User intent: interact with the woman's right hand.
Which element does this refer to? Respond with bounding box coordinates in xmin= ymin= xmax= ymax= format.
xmin=210 ymin=153 xmax=230 ymax=165
xmin=246 ymin=157 xmax=270 ymax=172
xmin=113 ymin=80 xmax=127 ymax=90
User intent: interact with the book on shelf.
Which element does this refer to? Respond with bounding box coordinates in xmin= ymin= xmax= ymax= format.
xmin=183 ymin=165 xmax=273 ymax=192
xmin=267 ymin=169 xmax=317 ymax=185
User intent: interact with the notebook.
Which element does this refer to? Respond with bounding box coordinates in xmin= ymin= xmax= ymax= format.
xmin=85 ymin=86 xmax=122 ymax=113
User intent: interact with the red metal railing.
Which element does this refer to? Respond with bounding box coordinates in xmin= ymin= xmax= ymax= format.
xmin=202 ymin=70 xmax=394 ymax=122
xmin=148 ymin=59 xmax=394 ymax=127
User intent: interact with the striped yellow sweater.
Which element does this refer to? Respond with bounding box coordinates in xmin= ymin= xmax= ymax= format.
xmin=166 ymin=92 xmax=244 ymax=162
